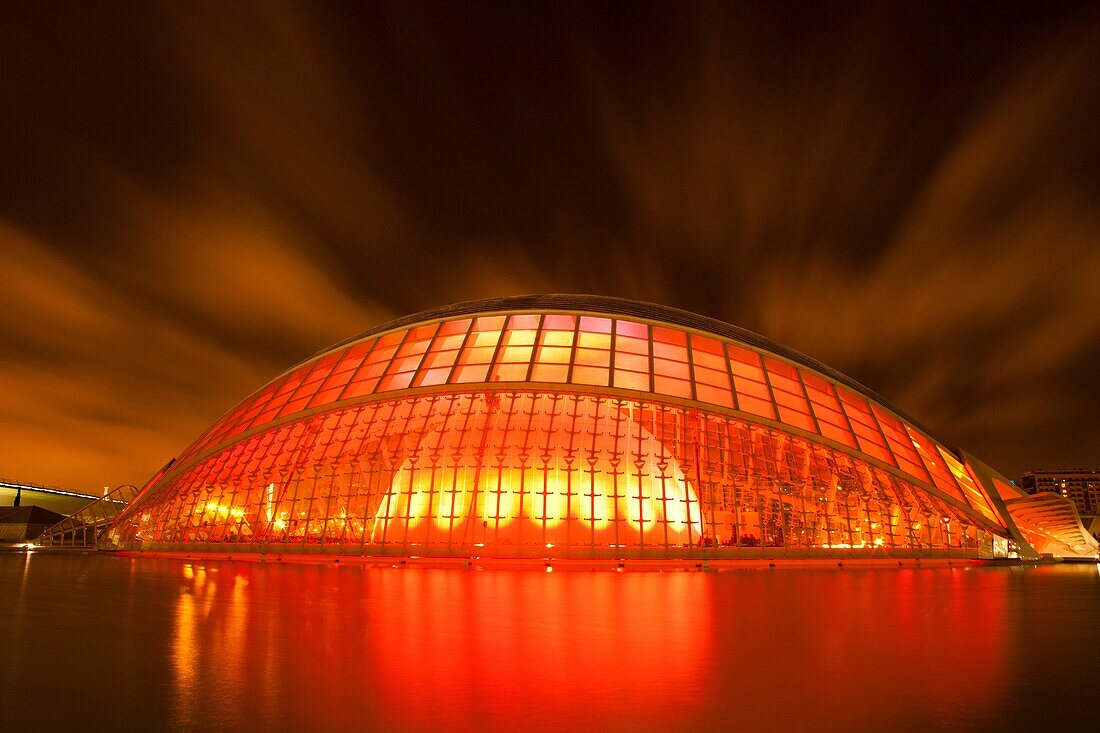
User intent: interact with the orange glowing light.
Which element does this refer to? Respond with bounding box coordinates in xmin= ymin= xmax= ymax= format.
xmin=370 ymin=398 xmax=703 ymax=548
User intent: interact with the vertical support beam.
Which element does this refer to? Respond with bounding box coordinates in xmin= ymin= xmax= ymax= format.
xmin=961 ymin=451 xmax=1040 ymax=560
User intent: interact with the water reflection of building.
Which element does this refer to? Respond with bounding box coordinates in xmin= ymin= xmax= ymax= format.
xmin=1020 ymin=470 xmax=1100 ymax=540
xmin=160 ymin=560 xmax=1023 ymax=731
xmin=106 ymin=296 xmax=1099 ymax=561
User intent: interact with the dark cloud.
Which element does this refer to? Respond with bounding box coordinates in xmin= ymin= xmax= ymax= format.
xmin=0 ymin=0 xmax=1097 ymax=491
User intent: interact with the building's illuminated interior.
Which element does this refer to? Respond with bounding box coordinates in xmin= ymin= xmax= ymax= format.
xmin=109 ymin=296 xmax=1099 ymax=560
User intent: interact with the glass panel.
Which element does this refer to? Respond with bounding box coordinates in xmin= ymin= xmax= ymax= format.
xmin=799 ymin=370 xmax=855 ymax=448
xmin=653 ymin=327 xmax=691 ymax=399
xmin=690 ymin=335 xmax=733 ymax=408
xmin=615 ymin=319 xmax=648 ymax=338
xmin=764 ymin=357 xmax=815 ymax=435
xmin=614 ymin=370 xmax=650 ymax=391
xmin=531 ymin=315 xmax=576 ymax=383
xmin=120 ymin=391 xmax=989 ymax=558
xmin=944 ymin=451 xmax=1004 ymax=526
xmin=489 ymin=315 xmax=539 ymax=382
xmin=727 ymin=344 xmax=777 ymax=419
xmin=451 ymin=317 xmax=504 ymax=384
xmin=905 ymin=426 xmax=966 ymax=504
xmin=412 ymin=318 xmax=471 ymax=387
xmin=872 ymin=406 xmax=931 ymax=484
xmin=836 ymin=387 xmax=894 ymax=465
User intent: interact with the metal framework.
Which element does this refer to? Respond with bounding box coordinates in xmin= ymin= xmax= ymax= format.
xmin=36 ymin=484 xmax=137 ymax=548
xmin=109 ymin=296 xmax=1098 ymax=560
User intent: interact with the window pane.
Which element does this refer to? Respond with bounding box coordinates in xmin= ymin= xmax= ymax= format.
xmin=654 ymin=376 xmax=691 ymax=398
xmin=690 ymin=335 xmax=733 ymax=407
xmin=734 ymin=376 xmax=771 ymax=401
xmin=738 ymin=394 xmax=776 ymax=419
xmin=872 ymin=406 xmax=930 ymax=483
xmin=613 ymin=370 xmax=650 ymax=391
xmin=531 ymin=315 xmax=576 ymax=383
xmin=579 ymin=316 xmax=612 ymax=334
xmin=615 ymin=319 xmax=647 ymax=338
xmin=531 ymin=363 xmax=569 ymax=382
xmin=572 ymin=366 xmax=609 ymax=386
xmin=906 ymin=426 xmax=966 ymax=503
xmin=574 ymin=348 xmax=610 ymax=367
xmin=493 ymin=363 xmax=530 ymax=382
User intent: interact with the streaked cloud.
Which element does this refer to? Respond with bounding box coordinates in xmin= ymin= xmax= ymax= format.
xmin=0 ymin=1 xmax=1095 ymax=489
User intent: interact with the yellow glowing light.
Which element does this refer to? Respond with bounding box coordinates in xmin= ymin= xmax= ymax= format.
xmin=200 ymin=501 xmax=240 ymax=519
xmin=434 ymin=467 xmax=473 ymax=529
xmin=531 ymin=471 xmax=569 ymax=528
xmin=265 ymin=482 xmax=275 ymax=523
xmin=577 ymin=473 xmax=611 ymax=529
xmin=480 ymin=468 xmax=521 ymax=527
xmin=406 ymin=474 xmax=434 ymax=526
xmin=368 ymin=396 xmax=702 ymax=546
xmin=626 ymin=487 xmax=656 ymax=530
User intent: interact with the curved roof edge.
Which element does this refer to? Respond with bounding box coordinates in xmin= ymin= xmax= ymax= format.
xmin=302 ymin=293 xmax=955 ymax=453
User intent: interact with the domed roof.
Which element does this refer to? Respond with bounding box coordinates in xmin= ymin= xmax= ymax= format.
xmin=155 ymin=295 xmax=983 ymax=520
xmin=308 ymin=294 xmax=924 ymax=437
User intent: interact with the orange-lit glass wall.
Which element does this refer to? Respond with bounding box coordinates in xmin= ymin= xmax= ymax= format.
xmin=116 ymin=392 xmax=997 ymax=556
xmin=168 ymin=311 xmax=1000 ymax=528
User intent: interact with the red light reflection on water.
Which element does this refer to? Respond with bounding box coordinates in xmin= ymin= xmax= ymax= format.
xmin=699 ymin=567 xmax=1011 ymax=730
xmin=166 ymin=561 xmax=1020 ymax=732
xmin=367 ymin=570 xmax=712 ymax=730
xmin=9 ymin=555 xmax=1099 ymax=732
xmin=169 ymin=562 xmax=712 ymax=732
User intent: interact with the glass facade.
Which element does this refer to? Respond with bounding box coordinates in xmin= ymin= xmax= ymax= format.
xmin=112 ymin=300 xmax=1037 ymax=559
xmin=115 ymin=391 xmax=1000 ymax=557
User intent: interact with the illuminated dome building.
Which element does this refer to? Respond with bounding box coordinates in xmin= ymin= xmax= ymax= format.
xmin=110 ymin=296 xmax=1098 ymax=561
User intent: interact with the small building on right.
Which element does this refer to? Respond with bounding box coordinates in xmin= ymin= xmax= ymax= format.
xmin=1020 ymin=469 xmax=1100 ymax=541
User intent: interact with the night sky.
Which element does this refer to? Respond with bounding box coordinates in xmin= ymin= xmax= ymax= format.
xmin=1 ymin=1 xmax=1097 ymax=493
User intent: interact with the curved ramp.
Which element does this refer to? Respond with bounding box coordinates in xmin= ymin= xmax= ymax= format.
xmin=1004 ymin=492 xmax=1100 ymax=559
xmin=35 ymin=485 xmax=137 ymax=548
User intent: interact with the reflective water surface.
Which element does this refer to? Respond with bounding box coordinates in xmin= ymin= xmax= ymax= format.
xmin=1 ymin=554 xmax=1097 ymax=732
